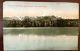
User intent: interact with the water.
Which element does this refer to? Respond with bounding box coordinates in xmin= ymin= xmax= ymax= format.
xmin=3 ymin=27 xmax=78 ymax=50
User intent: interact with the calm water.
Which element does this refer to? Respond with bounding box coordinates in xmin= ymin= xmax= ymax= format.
xmin=3 ymin=27 xmax=78 ymax=50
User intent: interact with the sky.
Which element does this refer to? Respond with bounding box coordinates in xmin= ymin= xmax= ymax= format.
xmin=3 ymin=1 xmax=79 ymax=19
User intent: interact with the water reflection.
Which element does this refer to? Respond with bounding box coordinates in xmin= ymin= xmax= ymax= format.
xmin=4 ymin=34 xmax=78 ymax=50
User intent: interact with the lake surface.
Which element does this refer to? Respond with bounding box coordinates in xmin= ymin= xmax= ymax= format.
xmin=3 ymin=27 xmax=78 ymax=50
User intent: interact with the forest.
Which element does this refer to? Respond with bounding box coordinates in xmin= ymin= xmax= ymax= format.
xmin=3 ymin=15 xmax=78 ymax=27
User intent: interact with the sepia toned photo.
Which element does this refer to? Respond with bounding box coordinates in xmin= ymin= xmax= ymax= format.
xmin=3 ymin=1 xmax=79 ymax=50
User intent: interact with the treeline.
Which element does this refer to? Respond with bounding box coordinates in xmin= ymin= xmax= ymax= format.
xmin=3 ymin=16 xmax=78 ymax=27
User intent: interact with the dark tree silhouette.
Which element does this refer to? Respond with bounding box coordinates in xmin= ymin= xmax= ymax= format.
xmin=3 ymin=15 xmax=78 ymax=27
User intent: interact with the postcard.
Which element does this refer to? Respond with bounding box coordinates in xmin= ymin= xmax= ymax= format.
xmin=3 ymin=1 xmax=79 ymax=50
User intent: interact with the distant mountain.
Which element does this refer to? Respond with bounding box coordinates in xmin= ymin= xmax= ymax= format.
xmin=3 ymin=15 xmax=63 ymax=20
xmin=3 ymin=17 xmax=23 ymax=20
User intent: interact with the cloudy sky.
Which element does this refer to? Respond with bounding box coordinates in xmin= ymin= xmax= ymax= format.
xmin=3 ymin=1 xmax=79 ymax=19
